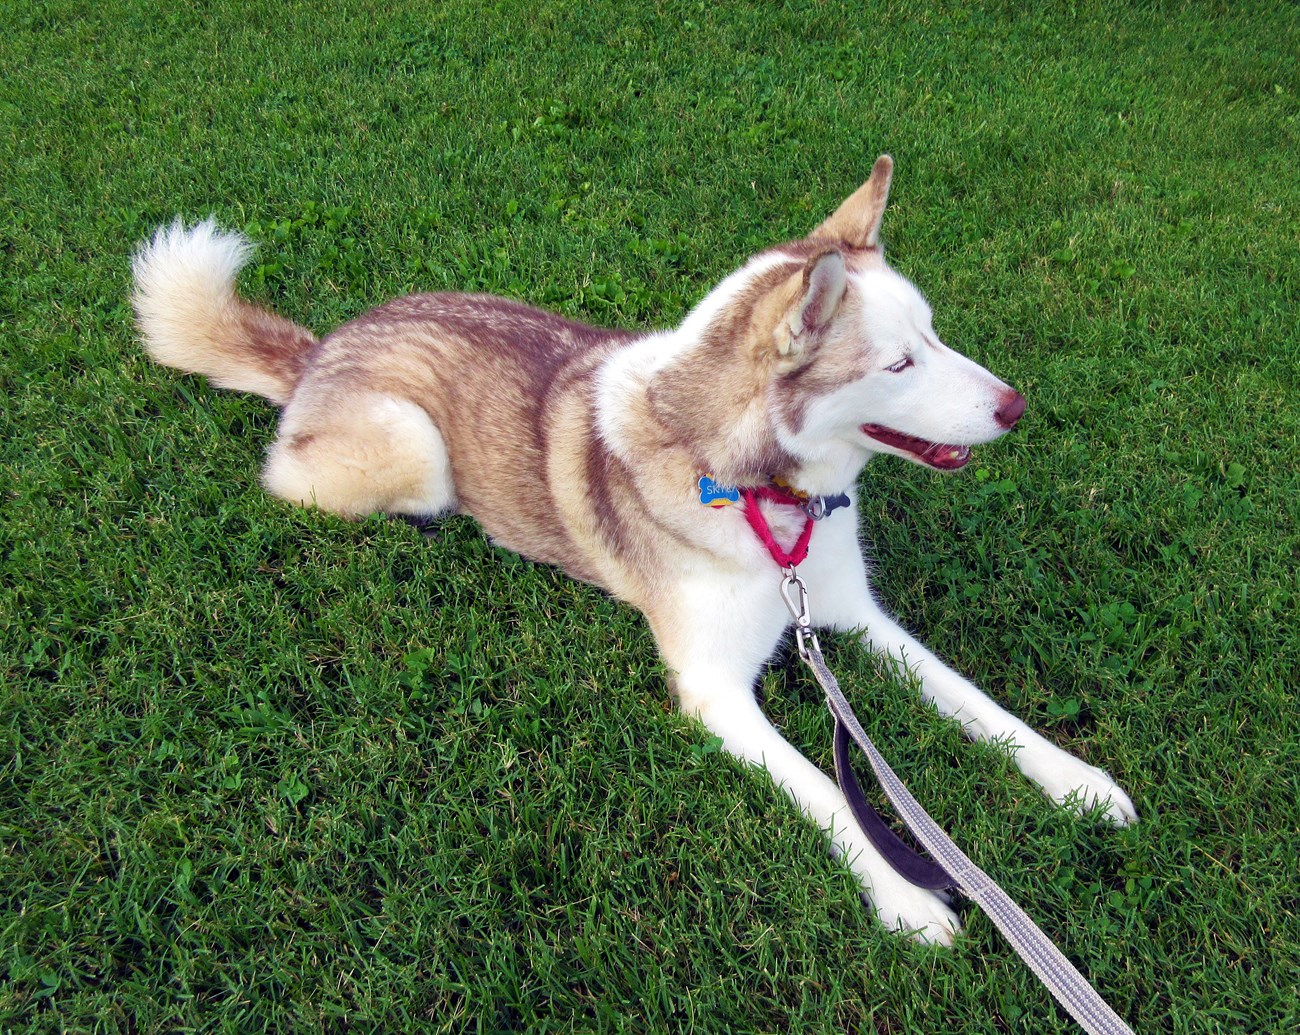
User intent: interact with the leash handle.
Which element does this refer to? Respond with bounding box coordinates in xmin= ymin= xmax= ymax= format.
xmin=831 ymin=717 xmax=955 ymax=891
xmin=806 ymin=646 xmax=1137 ymax=1035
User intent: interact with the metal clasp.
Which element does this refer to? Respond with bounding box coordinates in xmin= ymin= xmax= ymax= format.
xmin=779 ymin=566 xmax=821 ymax=662
xmin=801 ymin=495 xmax=827 ymax=521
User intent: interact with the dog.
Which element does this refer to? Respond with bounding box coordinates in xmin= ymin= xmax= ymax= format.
xmin=131 ymin=156 xmax=1136 ymax=944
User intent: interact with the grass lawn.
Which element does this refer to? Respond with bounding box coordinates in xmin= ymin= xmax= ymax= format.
xmin=2 ymin=0 xmax=1298 ymax=1031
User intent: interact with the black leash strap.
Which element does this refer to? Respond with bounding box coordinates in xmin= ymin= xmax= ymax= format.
xmin=832 ymin=716 xmax=955 ymax=891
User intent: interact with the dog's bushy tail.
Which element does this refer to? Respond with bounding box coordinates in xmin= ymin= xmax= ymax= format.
xmin=131 ymin=218 xmax=318 ymax=406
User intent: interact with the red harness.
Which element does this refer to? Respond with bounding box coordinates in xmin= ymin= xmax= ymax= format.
xmin=739 ymin=485 xmax=816 ymax=568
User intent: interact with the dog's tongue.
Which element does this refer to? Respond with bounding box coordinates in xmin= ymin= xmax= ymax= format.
xmin=861 ymin=424 xmax=971 ymax=470
xmin=931 ymin=445 xmax=971 ymax=470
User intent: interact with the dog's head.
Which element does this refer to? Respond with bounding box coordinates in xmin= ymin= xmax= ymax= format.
xmin=767 ymin=156 xmax=1025 ymax=491
xmin=655 ymin=158 xmax=1019 ymax=496
xmin=650 ymin=161 xmax=1024 ymax=496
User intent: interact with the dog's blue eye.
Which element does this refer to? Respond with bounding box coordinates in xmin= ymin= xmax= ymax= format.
xmin=886 ymin=357 xmax=914 ymax=373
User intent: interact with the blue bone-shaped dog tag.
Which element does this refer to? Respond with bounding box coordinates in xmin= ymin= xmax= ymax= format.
xmin=698 ymin=475 xmax=741 ymax=508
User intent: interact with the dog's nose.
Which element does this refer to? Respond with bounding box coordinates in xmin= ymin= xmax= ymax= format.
xmin=995 ymin=390 xmax=1026 ymax=430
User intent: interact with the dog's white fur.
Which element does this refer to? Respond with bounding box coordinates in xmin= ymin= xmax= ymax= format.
xmin=133 ymin=158 xmax=1136 ymax=944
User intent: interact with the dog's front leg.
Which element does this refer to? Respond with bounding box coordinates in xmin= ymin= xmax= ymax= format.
xmin=648 ymin=583 xmax=961 ymax=944
xmin=851 ymin=599 xmax=1136 ymax=825
xmin=801 ymin=522 xmax=1137 ymax=825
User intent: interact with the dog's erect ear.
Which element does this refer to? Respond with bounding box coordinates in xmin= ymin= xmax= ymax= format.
xmin=811 ymin=154 xmax=894 ymax=249
xmin=777 ymin=249 xmax=847 ymax=367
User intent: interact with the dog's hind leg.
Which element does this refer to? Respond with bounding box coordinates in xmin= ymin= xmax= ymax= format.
xmin=262 ymin=391 xmax=457 ymax=520
xmin=648 ymin=582 xmax=962 ymax=945
xmin=802 ymin=511 xmax=1138 ymax=826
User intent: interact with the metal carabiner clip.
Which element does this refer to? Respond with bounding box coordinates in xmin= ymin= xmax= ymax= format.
xmin=779 ymin=566 xmax=821 ymax=662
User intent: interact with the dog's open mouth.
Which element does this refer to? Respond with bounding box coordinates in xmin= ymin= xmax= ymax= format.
xmin=861 ymin=424 xmax=972 ymax=470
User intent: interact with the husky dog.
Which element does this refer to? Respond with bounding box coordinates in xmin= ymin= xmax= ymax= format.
xmin=132 ymin=157 xmax=1136 ymax=943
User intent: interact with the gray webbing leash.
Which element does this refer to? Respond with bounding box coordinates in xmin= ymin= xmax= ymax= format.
xmin=780 ymin=567 xmax=1136 ymax=1035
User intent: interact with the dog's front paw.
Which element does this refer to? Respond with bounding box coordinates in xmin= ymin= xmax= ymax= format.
xmin=865 ymin=875 xmax=961 ymax=946
xmin=1024 ymin=754 xmax=1138 ymax=826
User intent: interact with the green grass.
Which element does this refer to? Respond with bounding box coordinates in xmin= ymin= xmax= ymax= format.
xmin=2 ymin=0 xmax=1298 ymax=1031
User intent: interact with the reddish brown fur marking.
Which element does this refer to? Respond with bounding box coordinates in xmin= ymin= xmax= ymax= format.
xmin=772 ymin=286 xmax=874 ymax=435
xmin=338 ymin=293 xmax=638 ymax=362
xmin=761 ymin=239 xmax=885 ymax=273
xmin=233 ymin=297 xmax=319 ymax=395
xmin=647 ymin=260 xmax=808 ymax=484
